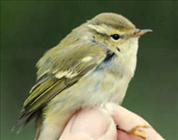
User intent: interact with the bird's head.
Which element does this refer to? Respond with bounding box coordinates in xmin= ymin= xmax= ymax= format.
xmin=84 ymin=13 xmax=152 ymax=55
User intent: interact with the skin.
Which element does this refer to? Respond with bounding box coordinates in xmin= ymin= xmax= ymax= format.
xmin=60 ymin=103 xmax=164 ymax=140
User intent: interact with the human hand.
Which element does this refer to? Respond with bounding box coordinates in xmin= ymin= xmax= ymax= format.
xmin=60 ymin=103 xmax=164 ymax=140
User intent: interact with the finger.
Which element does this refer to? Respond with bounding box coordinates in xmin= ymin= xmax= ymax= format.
xmin=111 ymin=104 xmax=149 ymax=131
xmin=60 ymin=133 xmax=93 ymax=140
xmin=102 ymin=103 xmax=165 ymax=140
xmin=113 ymin=105 xmax=164 ymax=140
xmin=96 ymin=111 xmax=117 ymax=140
xmin=60 ymin=108 xmax=117 ymax=140
xmin=117 ymin=129 xmax=143 ymax=140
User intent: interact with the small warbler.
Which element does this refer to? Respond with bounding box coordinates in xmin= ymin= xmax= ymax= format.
xmin=17 ymin=13 xmax=152 ymax=140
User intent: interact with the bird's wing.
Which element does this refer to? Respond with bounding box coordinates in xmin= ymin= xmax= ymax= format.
xmin=19 ymin=42 xmax=107 ymax=124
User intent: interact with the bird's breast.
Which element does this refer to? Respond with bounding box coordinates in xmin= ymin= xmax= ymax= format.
xmin=79 ymin=58 xmax=131 ymax=107
xmin=46 ymin=57 xmax=133 ymax=121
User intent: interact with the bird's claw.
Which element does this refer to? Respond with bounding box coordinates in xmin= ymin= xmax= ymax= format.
xmin=128 ymin=124 xmax=149 ymax=140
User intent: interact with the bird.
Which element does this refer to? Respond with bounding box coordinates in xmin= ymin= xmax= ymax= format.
xmin=16 ymin=12 xmax=152 ymax=140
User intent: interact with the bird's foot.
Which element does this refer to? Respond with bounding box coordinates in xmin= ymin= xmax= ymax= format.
xmin=128 ymin=124 xmax=149 ymax=140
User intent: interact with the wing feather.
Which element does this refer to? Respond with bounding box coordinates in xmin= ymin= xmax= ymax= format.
xmin=19 ymin=43 xmax=107 ymax=125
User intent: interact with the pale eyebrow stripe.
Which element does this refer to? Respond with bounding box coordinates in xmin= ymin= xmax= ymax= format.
xmin=87 ymin=24 xmax=109 ymax=36
xmin=87 ymin=24 xmax=127 ymax=37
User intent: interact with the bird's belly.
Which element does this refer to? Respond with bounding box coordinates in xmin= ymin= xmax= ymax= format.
xmin=79 ymin=69 xmax=129 ymax=107
xmin=48 ymin=68 xmax=129 ymax=114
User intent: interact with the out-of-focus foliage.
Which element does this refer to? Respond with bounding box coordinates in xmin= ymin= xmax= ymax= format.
xmin=1 ymin=1 xmax=178 ymax=140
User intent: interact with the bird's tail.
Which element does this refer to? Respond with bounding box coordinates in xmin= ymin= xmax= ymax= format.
xmin=11 ymin=110 xmax=35 ymax=134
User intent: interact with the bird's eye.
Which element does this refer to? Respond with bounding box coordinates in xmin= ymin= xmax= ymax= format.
xmin=111 ymin=34 xmax=120 ymax=40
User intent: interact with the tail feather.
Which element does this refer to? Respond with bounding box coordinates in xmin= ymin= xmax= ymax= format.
xmin=34 ymin=114 xmax=43 ymax=140
xmin=11 ymin=110 xmax=36 ymax=134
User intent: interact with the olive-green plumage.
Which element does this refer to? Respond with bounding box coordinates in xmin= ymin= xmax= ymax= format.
xmin=22 ymin=43 xmax=106 ymax=119
xmin=17 ymin=12 xmax=151 ymax=140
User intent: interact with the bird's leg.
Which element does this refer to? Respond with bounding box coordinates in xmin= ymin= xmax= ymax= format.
xmin=117 ymin=124 xmax=150 ymax=140
xmin=128 ymin=124 xmax=149 ymax=140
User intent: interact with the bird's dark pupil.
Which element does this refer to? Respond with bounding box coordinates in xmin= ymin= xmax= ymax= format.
xmin=111 ymin=34 xmax=120 ymax=40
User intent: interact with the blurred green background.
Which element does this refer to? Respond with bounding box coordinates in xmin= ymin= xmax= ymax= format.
xmin=1 ymin=1 xmax=178 ymax=140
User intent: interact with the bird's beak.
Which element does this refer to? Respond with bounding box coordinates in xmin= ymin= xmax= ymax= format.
xmin=133 ymin=29 xmax=153 ymax=37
